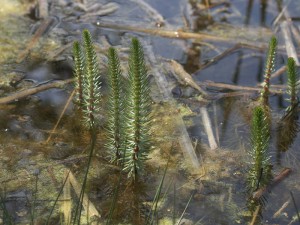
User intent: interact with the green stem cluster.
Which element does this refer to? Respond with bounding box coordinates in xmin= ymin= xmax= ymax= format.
xmin=106 ymin=47 xmax=124 ymax=163
xmin=260 ymin=36 xmax=277 ymax=106
xmin=73 ymin=29 xmax=101 ymax=129
xmin=74 ymin=35 xmax=152 ymax=180
xmin=248 ymin=106 xmax=272 ymax=193
xmin=123 ymin=38 xmax=151 ymax=179
xmin=286 ymin=57 xmax=299 ymax=112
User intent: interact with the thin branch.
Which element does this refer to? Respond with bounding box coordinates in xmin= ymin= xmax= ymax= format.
xmin=0 ymin=79 xmax=74 ymax=104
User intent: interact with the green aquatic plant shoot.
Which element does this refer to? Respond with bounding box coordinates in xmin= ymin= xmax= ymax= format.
xmin=276 ymin=57 xmax=300 ymax=154
xmin=260 ymin=36 xmax=277 ymax=106
xmin=248 ymin=106 xmax=272 ymax=193
xmin=124 ymin=38 xmax=152 ymax=180
xmin=286 ymin=57 xmax=299 ymax=112
xmin=106 ymin=47 xmax=124 ymax=163
xmin=73 ymin=29 xmax=101 ymax=129
xmin=82 ymin=29 xmax=101 ymax=129
xmin=72 ymin=30 xmax=101 ymax=224
xmin=73 ymin=41 xmax=85 ymax=108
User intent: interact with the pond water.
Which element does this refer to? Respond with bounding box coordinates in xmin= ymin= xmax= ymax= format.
xmin=0 ymin=0 xmax=300 ymax=224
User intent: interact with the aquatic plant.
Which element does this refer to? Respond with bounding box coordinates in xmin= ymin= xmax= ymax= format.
xmin=106 ymin=47 xmax=124 ymax=163
xmin=123 ymin=38 xmax=152 ymax=180
xmin=276 ymin=57 xmax=300 ymax=155
xmin=73 ymin=29 xmax=101 ymax=129
xmin=72 ymin=30 xmax=101 ymax=224
xmin=286 ymin=57 xmax=299 ymax=112
xmin=247 ymin=106 xmax=272 ymax=193
xmin=73 ymin=41 xmax=85 ymax=108
xmin=260 ymin=36 xmax=277 ymax=106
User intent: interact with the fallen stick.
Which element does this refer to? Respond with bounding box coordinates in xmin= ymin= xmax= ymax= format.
xmin=202 ymin=80 xmax=285 ymax=94
xmin=17 ymin=17 xmax=56 ymax=63
xmin=252 ymin=168 xmax=292 ymax=200
xmin=281 ymin=21 xmax=300 ymax=65
xmin=200 ymin=107 xmax=218 ymax=150
xmin=96 ymin=22 xmax=268 ymax=47
xmin=62 ymin=170 xmax=72 ymax=224
xmin=46 ymin=89 xmax=76 ymax=143
xmin=80 ymin=3 xmax=119 ymax=19
xmin=273 ymin=200 xmax=291 ymax=218
xmin=250 ymin=205 xmax=261 ymax=225
xmin=199 ymin=43 xmax=267 ymax=70
xmin=38 ymin=0 xmax=49 ymax=19
xmin=68 ymin=170 xmax=101 ymax=218
xmin=0 ymin=79 xmax=74 ymax=104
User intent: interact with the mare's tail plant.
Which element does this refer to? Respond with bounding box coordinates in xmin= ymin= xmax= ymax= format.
xmin=247 ymin=106 xmax=272 ymax=217
xmin=73 ymin=41 xmax=85 ymax=108
xmin=73 ymin=29 xmax=101 ymax=130
xmin=106 ymin=47 xmax=124 ymax=163
xmin=72 ymin=29 xmax=101 ymax=224
xmin=276 ymin=57 xmax=300 ymax=154
xmin=124 ymin=38 xmax=152 ymax=180
xmin=247 ymin=106 xmax=272 ymax=193
xmin=260 ymin=36 xmax=277 ymax=107
xmin=286 ymin=57 xmax=299 ymax=112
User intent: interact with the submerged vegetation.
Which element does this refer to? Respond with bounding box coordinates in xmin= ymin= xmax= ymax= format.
xmin=248 ymin=106 xmax=272 ymax=193
xmin=73 ymin=31 xmax=152 ymax=181
xmin=260 ymin=36 xmax=277 ymax=107
xmin=106 ymin=47 xmax=124 ymax=164
xmin=123 ymin=38 xmax=152 ymax=179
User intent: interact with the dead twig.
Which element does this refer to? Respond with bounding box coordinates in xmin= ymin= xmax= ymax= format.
xmin=200 ymin=107 xmax=218 ymax=150
xmin=250 ymin=205 xmax=261 ymax=225
xmin=252 ymin=168 xmax=292 ymax=200
xmin=0 ymin=79 xmax=74 ymax=104
xmin=202 ymin=80 xmax=285 ymax=94
xmin=46 ymin=89 xmax=76 ymax=143
xmin=96 ymin=22 xmax=268 ymax=47
xmin=38 ymin=0 xmax=49 ymax=19
xmin=273 ymin=200 xmax=291 ymax=218
xmin=68 ymin=170 xmax=101 ymax=218
xmin=199 ymin=43 xmax=266 ymax=70
xmin=17 ymin=17 xmax=56 ymax=63
xmin=281 ymin=21 xmax=300 ymax=65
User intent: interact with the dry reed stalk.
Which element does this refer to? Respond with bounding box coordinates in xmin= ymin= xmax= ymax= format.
xmin=96 ymin=22 xmax=263 ymax=45
xmin=200 ymin=107 xmax=218 ymax=150
xmin=62 ymin=170 xmax=72 ymax=225
xmin=80 ymin=3 xmax=119 ymax=19
xmin=68 ymin=170 xmax=101 ymax=218
xmin=250 ymin=205 xmax=261 ymax=225
xmin=202 ymin=81 xmax=285 ymax=94
xmin=281 ymin=21 xmax=300 ymax=65
xmin=46 ymin=89 xmax=75 ymax=143
xmin=273 ymin=200 xmax=291 ymax=218
xmin=38 ymin=0 xmax=49 ymax=19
